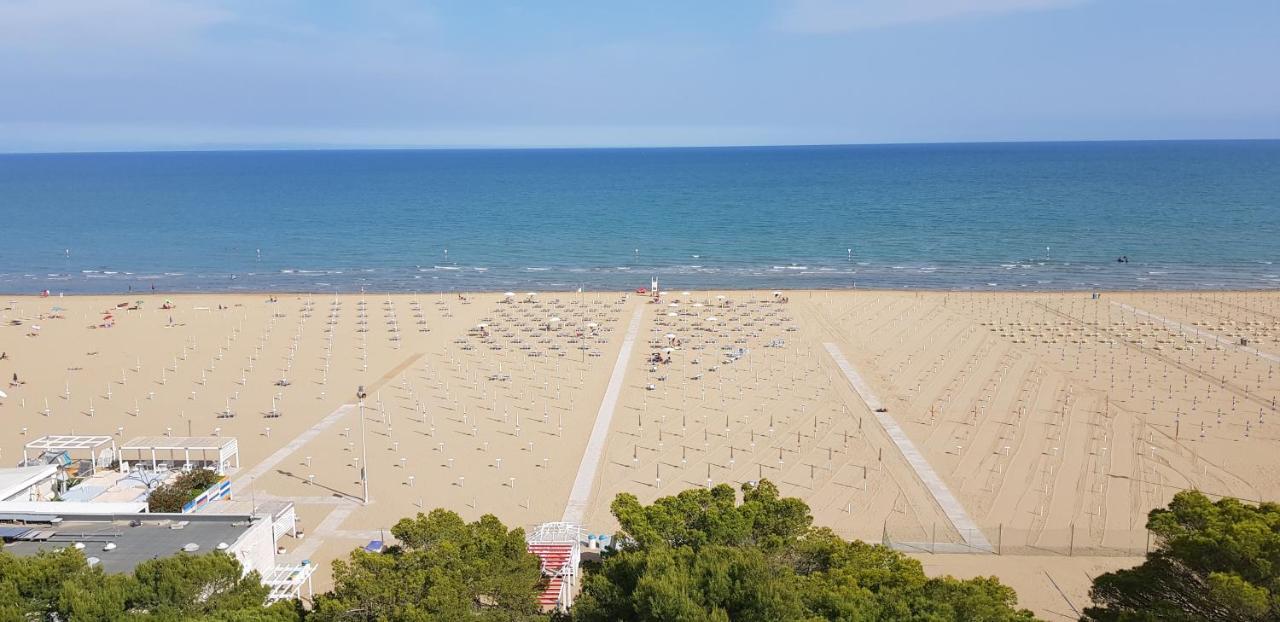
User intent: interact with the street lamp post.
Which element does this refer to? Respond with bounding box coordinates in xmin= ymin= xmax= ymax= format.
xmin=358 ymin=386 xmax=369 ymax=504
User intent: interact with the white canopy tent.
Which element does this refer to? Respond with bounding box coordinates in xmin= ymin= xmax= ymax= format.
xmin=119 ymin=436 xmax=239 ymax=475
xmin=22 ymin=435 xmax=116 ymax=477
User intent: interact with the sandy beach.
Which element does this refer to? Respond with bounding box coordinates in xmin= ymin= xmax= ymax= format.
xmin=3 ymin=289 xmax=1278 ymax=619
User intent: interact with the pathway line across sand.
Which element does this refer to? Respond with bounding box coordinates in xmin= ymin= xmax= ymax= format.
xmin=232 ymin=403 xmax=355 ymax=494
xmin=1112 ymin=301 xmax=1280 ymax=364
xmin=823 ymin=343 xmax=993 ymax=552
xmin=562 ymin=305 xmax=646 ymax=525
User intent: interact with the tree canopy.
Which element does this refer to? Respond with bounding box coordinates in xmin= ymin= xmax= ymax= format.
xmin=573 ymin=479 xmax=1037 ymax=622
xmin=308 ymin=508 xmax=548 ymax=622
xmin=1083 ymin=490 xmax=1280 ymax=622
xmin=0 ymin=547 xmax=298 ymax=622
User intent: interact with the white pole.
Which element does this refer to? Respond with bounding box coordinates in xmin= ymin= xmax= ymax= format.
xmin=359 ymin=398 xmax=369 ymax=504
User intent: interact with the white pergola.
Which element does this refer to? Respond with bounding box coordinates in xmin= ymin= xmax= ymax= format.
xmin=22 ymin=435 xmax=116 ymax=477
xmin=263 ymin=563 xmax=315 ymax=603
xmin=119 ymin=436 xmax=239 ymax=475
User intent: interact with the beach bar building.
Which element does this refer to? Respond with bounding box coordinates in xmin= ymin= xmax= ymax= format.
xmin=119 ymin=436 xmax=239 ymax=475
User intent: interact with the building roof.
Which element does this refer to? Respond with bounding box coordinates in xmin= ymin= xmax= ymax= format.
xmin=0 ymin=465 xmax=58 ymax=501
xmin=23 ymin=436 xmax=114 ymax=453
xmin=2 ymin=515 xmax=255 ymax=574
xmin=0 ymin=501 xmax=148 ymax=517
xmin=120 ymin=436 xmax=236 ymax=452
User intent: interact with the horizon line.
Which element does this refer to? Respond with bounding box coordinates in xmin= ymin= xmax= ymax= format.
xmin=3 ymin=136 xmax=1278 ymax=157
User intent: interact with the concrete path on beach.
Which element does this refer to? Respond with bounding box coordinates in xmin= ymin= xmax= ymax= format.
xmin=232 ymin=403 xmax=355 ymax=495
xmin=562 ymin=305 xmax=646 ymax=525
xmin=823 ymin=343 xmax=992 ymax=552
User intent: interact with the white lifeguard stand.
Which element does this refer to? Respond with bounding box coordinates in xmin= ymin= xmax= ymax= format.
xmin=526 ymin=522 xmax=582 ymax=611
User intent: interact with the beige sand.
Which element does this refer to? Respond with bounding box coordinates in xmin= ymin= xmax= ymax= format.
xmin=3 ymin=290 xmax=1277 ymax=619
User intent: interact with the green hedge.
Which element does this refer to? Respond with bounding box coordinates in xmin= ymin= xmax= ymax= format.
xmin=146 ymin=469 xmax=224 ymax=513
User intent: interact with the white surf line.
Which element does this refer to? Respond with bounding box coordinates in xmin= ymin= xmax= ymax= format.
xmin=232 ymin=403 xmax=356 ymax=494
xmin=823 ymin=343 xmax=993 ymax=552
xmin=562 ymin=305 xmax=646 ymax=525
xmin=1112 ymin=301 xmax=1280 ymax=364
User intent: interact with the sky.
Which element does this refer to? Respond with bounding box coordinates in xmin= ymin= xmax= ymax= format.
xmin=0 ymin=0 xmax=1277 ymax=152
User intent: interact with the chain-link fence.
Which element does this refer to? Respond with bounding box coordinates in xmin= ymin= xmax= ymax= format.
xmin=882 ymin=522 xmax=1152 ymax=557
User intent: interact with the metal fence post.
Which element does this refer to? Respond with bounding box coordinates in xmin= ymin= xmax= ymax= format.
xmin=998 ymin=523 xmax=1003 ymax=556
xmin=1069 ymin=522 xmax=1075 ymax=557
xmin=931 ymin=522 xmax=936 ymax=554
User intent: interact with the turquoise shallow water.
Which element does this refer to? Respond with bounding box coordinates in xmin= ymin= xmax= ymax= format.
xmin=1 ymin=141 xmax=1277 ymax=293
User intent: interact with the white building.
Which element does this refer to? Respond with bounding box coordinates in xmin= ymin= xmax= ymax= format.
xmin=0 ymin=465 xmax=59 ymax=502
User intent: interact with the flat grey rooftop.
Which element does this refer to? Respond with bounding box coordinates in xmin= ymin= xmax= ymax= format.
xmin=2 ymin=517 xmax=252 ymax=574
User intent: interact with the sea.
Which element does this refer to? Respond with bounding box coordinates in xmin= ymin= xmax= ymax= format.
xmin=1 ymin=140 xmax=1277 ymax=294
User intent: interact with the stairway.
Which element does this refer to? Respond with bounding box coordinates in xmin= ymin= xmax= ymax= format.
xmin=528 ymin=541 xmax=575 ymax=609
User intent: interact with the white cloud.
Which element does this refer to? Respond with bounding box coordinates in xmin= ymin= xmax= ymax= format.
xmin=777 ymin=0 xmax=1088 ymax=33
xmin=0 ymin=0 xmax=233 ymax=50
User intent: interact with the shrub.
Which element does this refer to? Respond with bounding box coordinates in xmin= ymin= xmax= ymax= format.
xmin=147 ymin=468 xmax=224 ymax=512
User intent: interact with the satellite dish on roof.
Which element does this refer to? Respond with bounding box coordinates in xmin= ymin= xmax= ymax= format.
xmin=102 ymin=543 xmax=117 ymax=551
xmin=182 ymin=543 xmax=200 ymax=552
xmin=216 ymin=542 xmax=229 ymax=550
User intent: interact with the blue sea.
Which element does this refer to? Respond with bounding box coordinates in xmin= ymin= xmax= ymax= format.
xmin=1 ymin=141 xmax=1277 ymax=294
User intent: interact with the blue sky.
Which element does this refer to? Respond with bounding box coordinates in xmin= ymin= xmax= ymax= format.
xmin=1 ymin=0 xmax=1277 ymax=151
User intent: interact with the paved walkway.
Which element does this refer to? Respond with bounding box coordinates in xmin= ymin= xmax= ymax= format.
xmin=1113 ymin=301 xmax=1280 ymax=364
xmin=232 ymin=403 xmax=355 ymax=495
xmin=562 ymin=305 xmax=645 ymax=524
xmin=824 ymin=343 xmax=992 ymax=552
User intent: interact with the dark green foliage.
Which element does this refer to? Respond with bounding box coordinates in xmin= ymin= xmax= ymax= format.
xmin=308 ymin=508 xmax=549 ymax=621
xmin=0 ymin=547 xmax=296 ymax=621
xmin=147 ymin=468 xmax=225 ymax=512
xmin=609 ymin=480 xmax=810 ymax=552
xmin=575 ymin=479 xmax=1037 ymax=622
xmin=1083 ymin=490 xmax=1280 ymax=622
